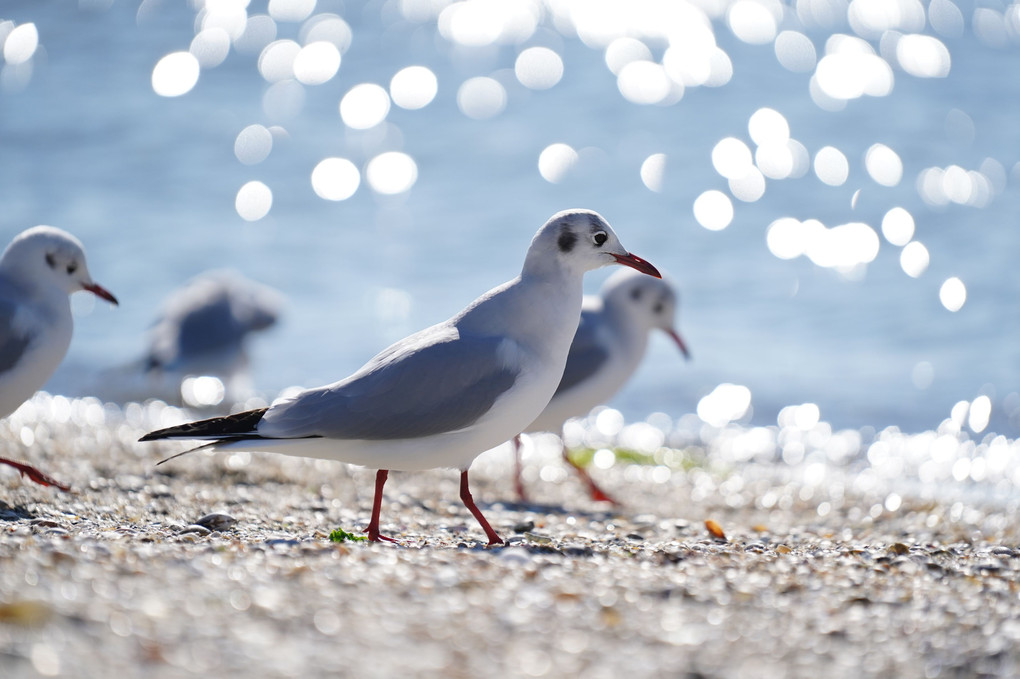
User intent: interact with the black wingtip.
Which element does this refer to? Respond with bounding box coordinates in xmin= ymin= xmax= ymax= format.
xmin=139 ymin=407 xmax=269 ymax=443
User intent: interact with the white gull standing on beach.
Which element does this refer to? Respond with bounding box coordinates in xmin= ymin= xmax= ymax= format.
xmin=141 ymin=209 xmax=661 ymax=545
xmin=0 ymin=226 xmax=118 ymax=490
xmin=511 ymin=268 xmax=689 ymax=504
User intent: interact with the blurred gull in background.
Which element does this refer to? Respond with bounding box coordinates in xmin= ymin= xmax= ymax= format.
xmin=0 ymin=226 xmax=117 ymax=490
xmin=512 ymin=268 xmax=689 ymax=505
xmin=141 ymin=270 xmax=284 ymax=407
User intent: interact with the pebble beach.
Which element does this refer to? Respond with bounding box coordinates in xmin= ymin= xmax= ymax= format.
xmin=2 ymin=395 xmax=1019 ymax=679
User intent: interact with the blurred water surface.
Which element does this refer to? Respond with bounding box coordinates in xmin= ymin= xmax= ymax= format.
xmin=1 ymin=0 xmax=1018 ymax=437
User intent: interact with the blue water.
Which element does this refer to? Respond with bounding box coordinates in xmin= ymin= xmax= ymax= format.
xmin=1 ymin=0 xmax=1018 ymax=436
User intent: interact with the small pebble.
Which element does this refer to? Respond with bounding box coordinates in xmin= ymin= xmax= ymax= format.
xmin=194 ymin=513 xmax=237 ymax=531
xmin=523 ymin=532 xmax=552 ymax=544
xmin=179 ymin=525 xmax=211 ymax=536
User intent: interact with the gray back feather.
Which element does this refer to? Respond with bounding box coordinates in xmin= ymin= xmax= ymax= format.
xmin=267 ymin=332 xmax=518 ymax=440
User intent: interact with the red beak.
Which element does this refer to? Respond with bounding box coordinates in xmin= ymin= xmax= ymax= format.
xmin=83 ymin=282 xmax=119 ymax=306
xmin=612 ymin=252 xmax=661 ymax=279
xmin=667 ymin=329 xmax=691 ymax=360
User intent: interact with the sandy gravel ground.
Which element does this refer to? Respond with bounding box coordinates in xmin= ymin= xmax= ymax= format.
xmin=1 ymin=398 xmax=1019 ymax=679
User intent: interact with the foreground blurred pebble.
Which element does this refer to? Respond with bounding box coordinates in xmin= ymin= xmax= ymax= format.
xmin=0 ymin=226 xmax=118 ymax=490
xmin=141 ymin=209 xmax=661 ymax=545
xmin=512 ymin=269 xmax=689 ymax=505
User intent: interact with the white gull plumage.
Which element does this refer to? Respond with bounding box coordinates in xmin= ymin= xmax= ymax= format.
xmin=512 ymin=268 xmax=689 ymax=504
xmin=142 ymin=209 xmax=661 ymax=545
xmin=0 ymin=226 xmax=118 ymax=490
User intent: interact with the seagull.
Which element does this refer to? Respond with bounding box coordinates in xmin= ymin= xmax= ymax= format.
xmin=512 ymin=268 xmax=689 ymax=505
xmin=0 ymin=226 xmax=118 ymax=490
xmin=140 ymin=209 xmax=661 ymax=545
xmin=142 ymin=269 xmax=283 ymax=404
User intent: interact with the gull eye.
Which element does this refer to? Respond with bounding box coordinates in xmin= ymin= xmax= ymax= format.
xmin=45 ymin=253 xmax=57 ymax=269
xmin=653 ymin=302 xmax=664 ymax=313
xmin=592 ymin=231 xmax=608 ymax=247
xmin=66 ymin=262 xmax=78 ymax=275
xmin=630 ymin=288 xmax=642 ymax=301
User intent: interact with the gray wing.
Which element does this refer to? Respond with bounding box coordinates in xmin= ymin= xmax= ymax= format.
xmin=261 ymin=330 xmax=519 ymax=440
xmin=0 ymin=295 xmax=33 ymax=374
xmin=554 ymin=310 xmax=610 ymax=396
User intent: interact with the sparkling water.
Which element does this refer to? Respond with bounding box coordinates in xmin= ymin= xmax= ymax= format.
xmin=1 ymin=0 xmax=1018 ymax=440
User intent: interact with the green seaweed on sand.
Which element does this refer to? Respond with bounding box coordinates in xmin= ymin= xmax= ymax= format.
xmin=329 ymin=528 xmax=368 ymax=543
xmin=565 ymin=446 xmax=706 ymax=471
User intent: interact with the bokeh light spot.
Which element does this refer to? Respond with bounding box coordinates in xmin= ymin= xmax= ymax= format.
xmin=604 ymin=38 xmax=652 ymax=75
xmin=300 ymin=14 xmax=352 ymax=53
xmin=728 ymin=1 xmax=778 ymax=45
xmin=968 ymin=395 xmax=991 ymax=433
xmin=538 ymin=144 xmax=578 ymax=184
xmin=712 ymin=137 xmax=753 ymax=180
xmin=390 ymin=66 xmax=438 ymax=110
xmin=258 ymin=39 xmax=301 ymax=83
xmin=234 ymin=15 xmax=278 ymax=55
xmin=881 ymin=207 xmax=914 ymax=246
xmin=366 ymin=152 xmax=417 ymax=195
xmin=515 ymin=46 xmax=563 ymax=90
xmin=814 ymin=146 xmax=849 ymax=186
xmin=896 ymin=34 xmax=951 ymax=78
xmin=293 ymin=41 xmax=341 ymax=85
xmin=268 ymin=0 xmax=317 ymax=23
xmin=814 ymin=47 xmax=893 ymax=101
xmin=755 ymin=144 xmax=795 ymax=180
xmin=617 ymin=60 xmax=674 ymax=105
xmin=748 ymin=108 xmax=790 ymax=146
xmin=234 ymin=124 xmax=274 ymax=165
xmin=311 ymin=157 xmax=360 ymax=201
xmin=3 ymin=23 xmax=38 ymax=65
xmin=900 ymin=241 xmax=929 ymax=278
xmin=340 ymin=83 xmax=391 ymax=129
xmin=235 ymin=181 xmax=273 ymax=221
xmin=939 ymin=277 xmax=966 ymax=312
xmin=457 ymin=77 xmax=506 ymax=120
xmin=190 ymin=28 xmax=231 ymax=69
xmin=774 ymin=30 xmax=816 ymax=72
xmin=729 ymin=167 xmax=766 ymax=203
xmin=694 ymin=190 xmax=734 ymax=231
xmin=766 ymin=217 xmax=809 ymax=259
xmin=152 ymin=52 xmax=200 ymax=97
xmin=697 ymin=383 xmax=752 ymax=427
xmin=865 ymin=143 xmax=903 ymax=186
xmin=181 ymin=376 xmax=226 ymax=407
xmin=640 ymin=153 xmax=666 ymax=192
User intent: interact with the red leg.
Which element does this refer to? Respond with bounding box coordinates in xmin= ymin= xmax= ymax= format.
xmin=365 ymin=469 xmax=398 ymax=543
xmin=459 ymin=470 xmax=504 ymax=546
xmin=0 ymin=457 xmax=70 ymax=492
xmin=562 ymin=447 xmax=619 ymax=505
xmin=512 ymin=435 xmax=529 ymax=503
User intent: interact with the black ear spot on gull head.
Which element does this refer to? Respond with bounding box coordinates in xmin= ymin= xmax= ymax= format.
xmin=558 ymin=229 xmax=577 ymax=253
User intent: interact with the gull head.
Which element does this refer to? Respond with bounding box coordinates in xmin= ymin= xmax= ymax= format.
xmin=604 ymin=268 xmax=690 ymax=359
xmin=0 ymin=226 xmax=119 ymax=305
xmin=525 ymin=209 xmax=661 ymax=279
